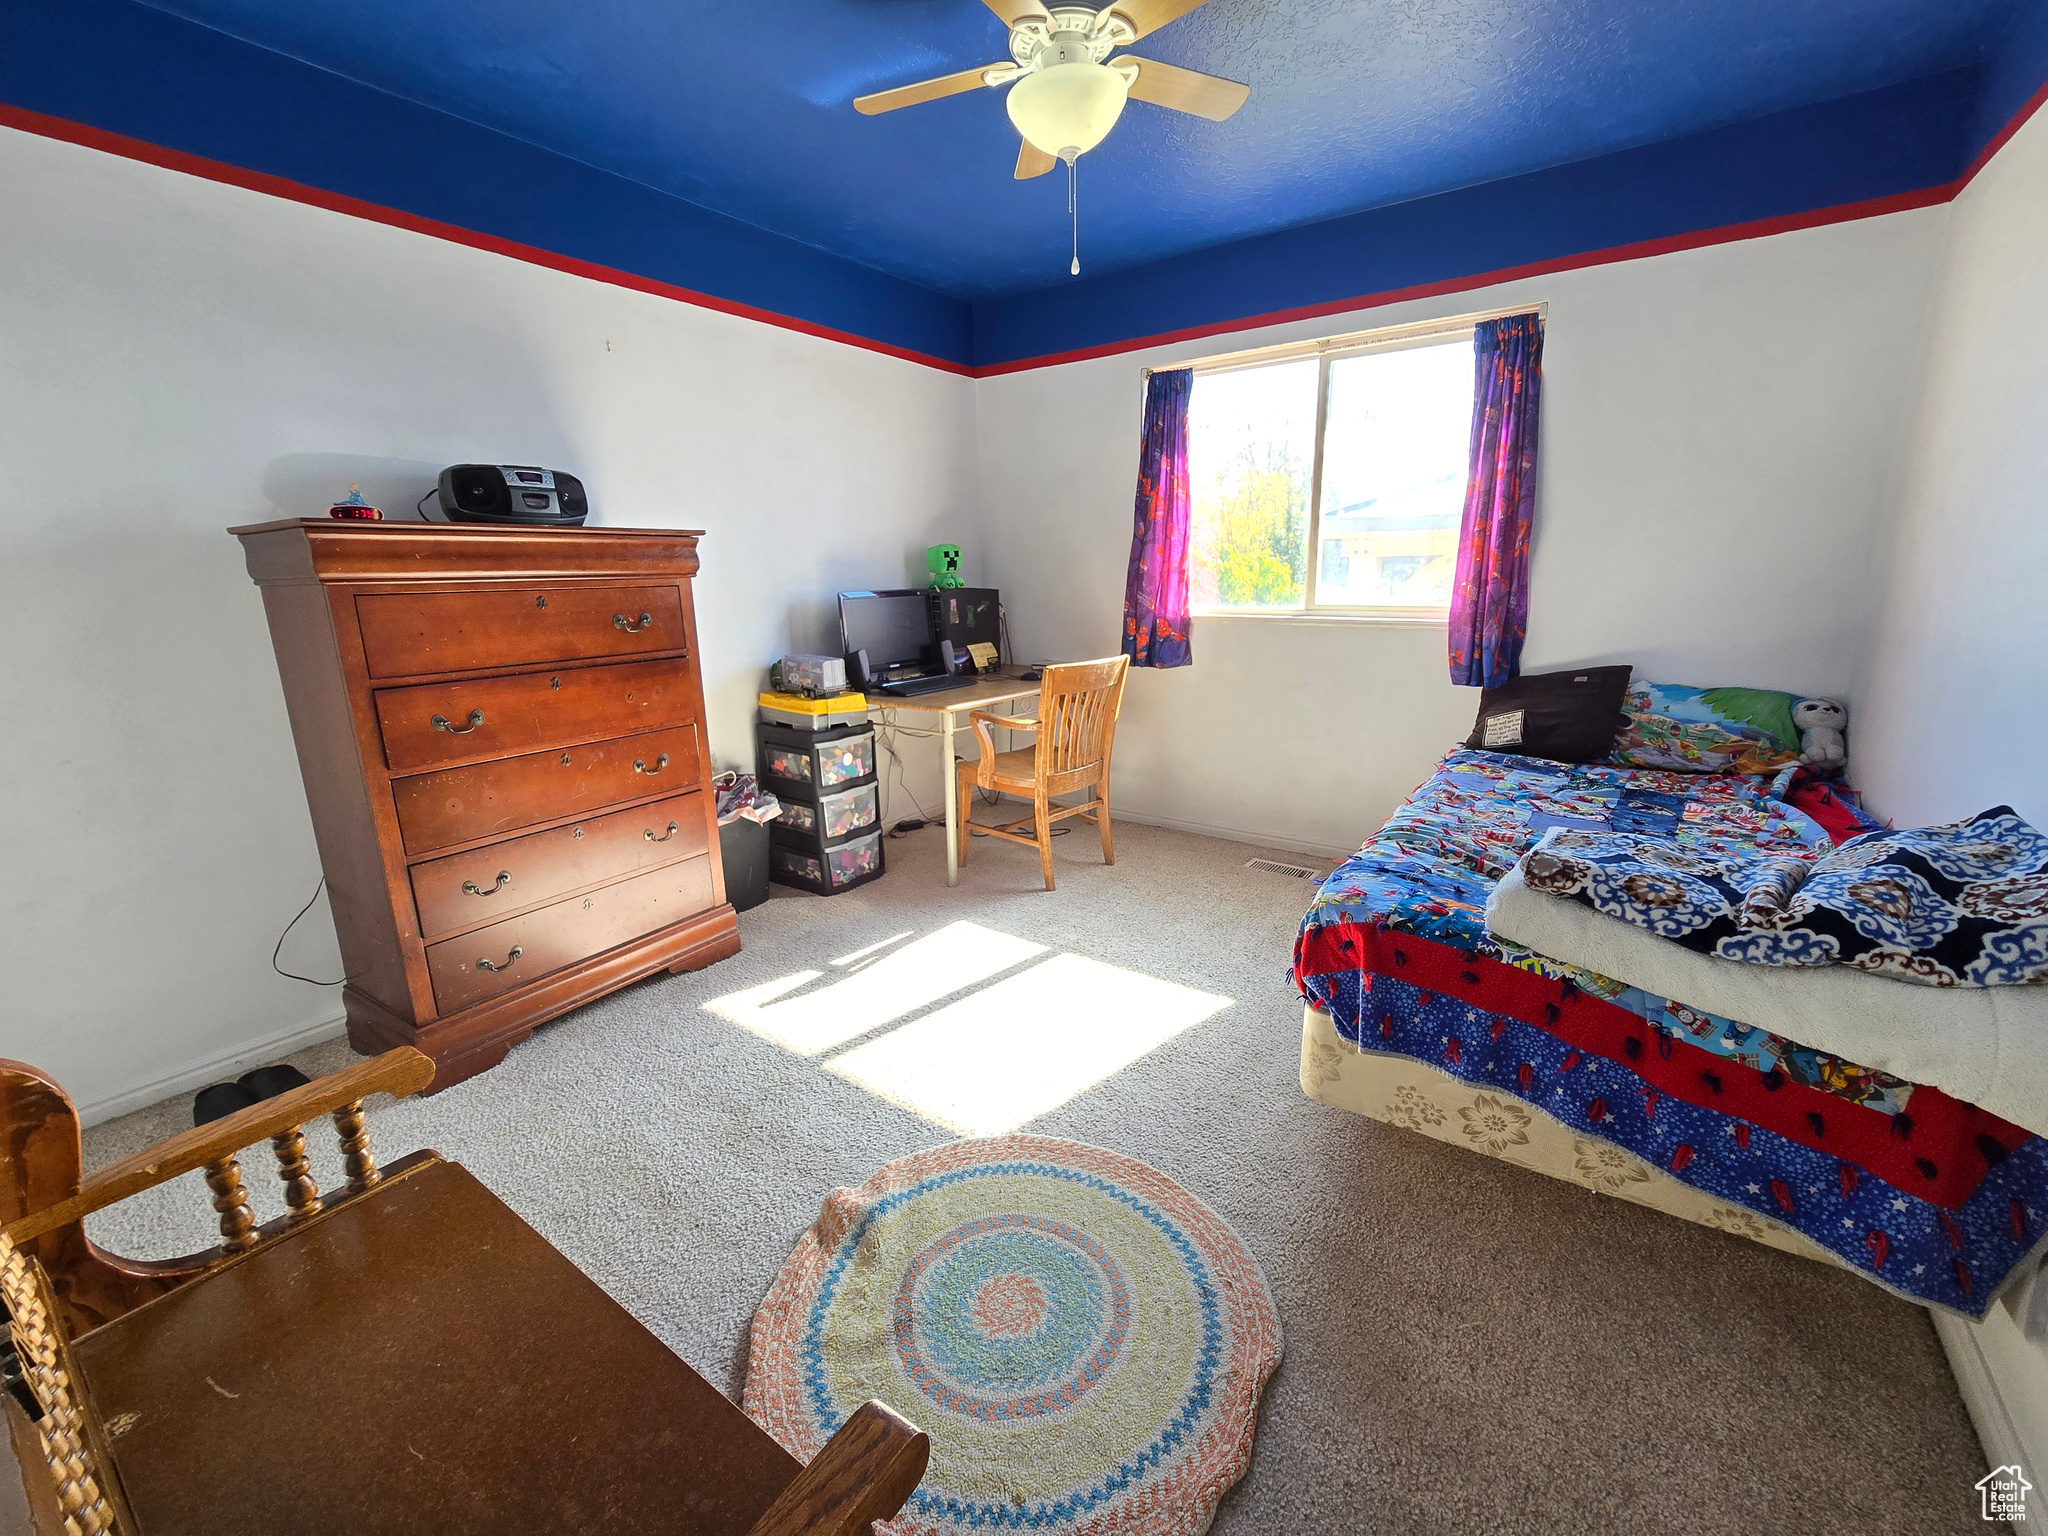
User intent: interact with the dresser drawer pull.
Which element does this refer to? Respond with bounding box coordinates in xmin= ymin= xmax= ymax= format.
xmin=476 ymin=946 xmax=523 ymax=974
xmin=461 ymin=871 xmax=513 ymax=898
xmin=644 ymin=821 xmax=681 ymax=843
xmin=614 ymin=611 xmax=655 ymax=633
xmin=632 ymin=754 xmax=670 ymax=775
xmin=431 ymin=709 xmax=486 ymax=735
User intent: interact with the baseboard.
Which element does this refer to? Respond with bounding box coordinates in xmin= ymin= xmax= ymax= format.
xmin=76 ymin=1010 xmax=350 ymax=1128
xmin=1112 ymin=808 xmax=1357 ymax=863
xmin=1933 ymin=1304 xmax=2039 ymax=1477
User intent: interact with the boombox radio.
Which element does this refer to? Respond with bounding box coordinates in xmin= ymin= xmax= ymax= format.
xmin=430 ymin=465 xmax=589 ymax=526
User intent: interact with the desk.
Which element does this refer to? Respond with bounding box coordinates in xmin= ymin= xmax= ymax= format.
xmin=70 ymin=1157 xmax=807 ymax=1534
xmin=863 ymin=668 xmax=1040 ymax=886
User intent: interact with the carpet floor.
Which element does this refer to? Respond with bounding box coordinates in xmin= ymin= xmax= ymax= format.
xmin=83 ymin=819 xmax=1990 ymax=1532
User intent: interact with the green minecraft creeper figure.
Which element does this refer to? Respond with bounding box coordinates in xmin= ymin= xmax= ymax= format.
xmin=926 ymin=543 xmax=964 ymax=589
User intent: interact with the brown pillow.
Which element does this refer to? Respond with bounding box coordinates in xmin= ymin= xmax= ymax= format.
xmin=1464 ymin=666 xmax=1633 ymax=764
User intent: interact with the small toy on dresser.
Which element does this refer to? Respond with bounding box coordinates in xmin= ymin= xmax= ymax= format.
xmin=327 ymin=483 xmax=382 ymax=520
xmin=1794 ymin=697 xmax=1848 ymax=771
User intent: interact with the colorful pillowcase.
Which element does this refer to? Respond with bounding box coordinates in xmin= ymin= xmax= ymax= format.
xmin=1609 ymin=682 xmax=1805 ymax=775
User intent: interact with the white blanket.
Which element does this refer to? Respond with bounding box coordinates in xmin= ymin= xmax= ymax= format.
xmin=1487 ymin=864 xmax=2048 ymax=1140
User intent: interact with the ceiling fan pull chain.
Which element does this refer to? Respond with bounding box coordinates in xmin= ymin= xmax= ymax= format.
xmin=1068 ymin=152 xmax=1080 ymax=276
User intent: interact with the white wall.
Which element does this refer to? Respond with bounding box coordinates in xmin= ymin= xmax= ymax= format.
xmin=1855 ymin=107 xmax=2048 ymax=831
xmin=0 ymin=113 xmax=2003 ymax=1117
xmin=1849 ymin=106 xmax=2048 ymax=1477
xmin=975 ymin=209 xmax=1951 ymax=855
xmin=0 ymin=126 xmax=977 ymax=1119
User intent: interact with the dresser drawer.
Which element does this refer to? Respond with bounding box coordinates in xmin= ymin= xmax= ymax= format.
xmin=393 ymin=724 xmax=702 ymax=854
xmin=377 ymin=657 xmax=696 ymax=774
xmin=426 ymin=855 xmax=718 ymax=1013
xmin=409 ymin=789 xmax=710 ymax=942
xmin=356 ymin=585 xmax=686 ymax=680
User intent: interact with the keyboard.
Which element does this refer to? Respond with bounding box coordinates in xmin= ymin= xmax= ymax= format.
xmin=877 ymin=673 xmax=969 ymax=697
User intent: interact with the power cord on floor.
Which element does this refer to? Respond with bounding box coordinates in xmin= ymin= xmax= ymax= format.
xmin=874 ymin=717 xmax=937 ymax=837
xmin=273 ymin=877 xmax=347 ymax=986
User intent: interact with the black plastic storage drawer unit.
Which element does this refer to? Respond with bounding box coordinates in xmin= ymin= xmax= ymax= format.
xmin=758 ymin=721 xmax=885 ymax=895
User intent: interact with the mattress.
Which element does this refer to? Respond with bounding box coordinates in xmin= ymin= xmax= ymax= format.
xmin=1292 ymin=748 xmax=2048 ymax=1319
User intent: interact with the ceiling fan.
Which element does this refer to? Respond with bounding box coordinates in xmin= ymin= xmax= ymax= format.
xmin=854 ymin=0 xmax=1250 ymax=271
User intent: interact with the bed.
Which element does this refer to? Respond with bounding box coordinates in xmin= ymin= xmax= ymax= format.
xmin=1292 ymin=747 xmax=2048 ymax=1318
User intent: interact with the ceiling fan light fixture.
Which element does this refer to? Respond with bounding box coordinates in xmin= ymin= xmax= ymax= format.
xmin=1006 ymin=58 xmax=1130 ymax=158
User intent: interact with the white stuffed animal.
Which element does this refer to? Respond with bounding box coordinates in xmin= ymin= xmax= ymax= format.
xmin=1793 ymin=697 xmax=1848 ymax=771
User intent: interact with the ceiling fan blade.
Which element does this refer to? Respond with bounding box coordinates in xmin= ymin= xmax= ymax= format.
xmin=1015 ymin=139 xmax=1058 ymax=179
xmin=1103 ymin=0 xmax=1214 ymax=41
xmin=983 ymin=0 xmax=1053 ymax=25
xmin=1124 ymin=56 xmax=1250 ymax=121
xmin=854 ymin=63 xmax=1005 ymax=116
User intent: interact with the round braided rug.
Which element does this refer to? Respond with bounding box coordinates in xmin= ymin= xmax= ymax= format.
xmin=745 ymin=1136 xmax=1281 ymax=1536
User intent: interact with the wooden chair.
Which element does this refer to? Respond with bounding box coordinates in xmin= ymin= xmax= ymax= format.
xmin=0 ymin=1051 xmax=927 ymax=1535
xmin=956 ymin=655 xmax=1129 ymax=891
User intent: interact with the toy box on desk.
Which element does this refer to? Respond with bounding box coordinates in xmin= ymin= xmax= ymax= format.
xmin=778 ymin=653 xmax=846 ymax=696
xmin=758 ymin=691 xmax=868 ymax=731
xmin=758 ymin=720 xmax=884 ymax=896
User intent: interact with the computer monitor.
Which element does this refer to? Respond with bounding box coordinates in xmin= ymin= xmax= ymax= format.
xmin=838 ymin=590 xmax=934 ymax=675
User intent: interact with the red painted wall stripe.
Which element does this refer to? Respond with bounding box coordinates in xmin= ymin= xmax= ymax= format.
xmin=1956 ymin=73 xmax=2048 ymax=189
xmin=3 ymin=81 xmax=2045 ymax=378
xmin=982 ymin=72 xmax=2048 ymax=377
xmin=0 ymin=102 xmax=973 ymax=378
xmin=973 ymin=184 xmax=1960 ymax=377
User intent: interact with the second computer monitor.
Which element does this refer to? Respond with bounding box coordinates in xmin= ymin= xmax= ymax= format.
xmin=838 ymin=590 xmax=933 ymax=675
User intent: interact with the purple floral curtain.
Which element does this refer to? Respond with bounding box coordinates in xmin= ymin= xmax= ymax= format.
xmin=1122 ymin=367 xmax=1193 ymax=669
xmin=1448 ymin=313 xmax=1544 ymax=688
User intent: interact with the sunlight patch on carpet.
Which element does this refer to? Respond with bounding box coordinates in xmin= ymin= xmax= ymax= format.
xmin=707 ymin=921 xmax=1046 ymax=1055
xmin=825 ymin=954 xmax=1231 ymax=1135
xmin=830 ymin=930 xmax=915 ymax=967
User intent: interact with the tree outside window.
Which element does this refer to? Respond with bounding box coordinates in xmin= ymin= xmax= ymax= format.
xmin=1185 ymin=327 xmax=1477 ymax=616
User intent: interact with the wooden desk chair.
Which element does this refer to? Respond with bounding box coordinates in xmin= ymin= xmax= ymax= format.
xmin=0 ymin=1051 xmax=926 ymax=1536
xmin=956 ymin=654 xmax=1129 ymax=891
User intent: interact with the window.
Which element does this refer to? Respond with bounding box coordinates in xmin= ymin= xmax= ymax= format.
xmin=1185 ymin=318 xmax=1484 ymax=617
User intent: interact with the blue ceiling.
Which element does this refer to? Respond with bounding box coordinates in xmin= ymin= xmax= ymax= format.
xmin=123 ymin=0 xmax=2019 ymax=299
xmin=3 ymin=0 xmax=2043 ymax=369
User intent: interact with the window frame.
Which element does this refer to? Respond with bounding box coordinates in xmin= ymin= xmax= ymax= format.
xmin=1166 ymin=302 xmax=1546 ymax=623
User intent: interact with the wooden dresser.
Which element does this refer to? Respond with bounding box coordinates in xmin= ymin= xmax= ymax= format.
xmin=230 ymin=520 xmax=739 ymax=1089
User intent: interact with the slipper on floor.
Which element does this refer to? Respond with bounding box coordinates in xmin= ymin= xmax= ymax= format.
xmin=236 ymin=1064 xmax=311 ymax=1102
xmin=191 ymin=1081 xmax=259 ymax=1127
xmin=192 ymin=1063 xmax=314 ymax=1127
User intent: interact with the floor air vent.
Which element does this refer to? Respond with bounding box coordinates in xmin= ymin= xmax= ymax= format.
xmin=1246 ymin=858 xmax=1321 ymax=880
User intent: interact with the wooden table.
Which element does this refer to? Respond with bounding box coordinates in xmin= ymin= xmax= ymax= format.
xmin=71 ymin=1157 xmax=804 ymax=1534
xmin=862 ymin=668 xmax=1041 ymax=886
